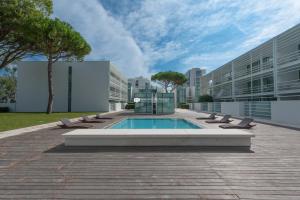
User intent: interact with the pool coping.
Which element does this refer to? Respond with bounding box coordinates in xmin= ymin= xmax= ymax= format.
xmin=63 ymin=129 xmax=255 ymax=148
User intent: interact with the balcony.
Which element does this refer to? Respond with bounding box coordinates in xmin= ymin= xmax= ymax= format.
xmin=278 ymin=50 xmax=300 ymax=66
xmin=234 ymin=66 xmax=252 ymax=79
xmin=278 ymin=79 xmax=300 ymax=91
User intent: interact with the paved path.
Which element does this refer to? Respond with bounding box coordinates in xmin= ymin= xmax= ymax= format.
xmin=0 ymin=110 xmax=300 ymax=199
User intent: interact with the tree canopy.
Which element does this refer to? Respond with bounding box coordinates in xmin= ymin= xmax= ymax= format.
xmin=0 ymin=0 xmax=53 ymax=68
xmin=151 ymin=71 xmax=187 ymax=93
xmin=31 ymin=17 xmax=91 ymax=62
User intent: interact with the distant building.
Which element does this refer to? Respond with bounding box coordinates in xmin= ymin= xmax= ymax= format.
xmin=128 ymin=76 xmax=151 ymax=102
xmin=16 ymin=61 xmax=127 ymax=112
xmin=175 ymin=68 xmax=206 ymax=106
xmin=175 ymin=85 xmax=187 ymax=106
xmin=185 ymin=68 xmax=206 ymax=103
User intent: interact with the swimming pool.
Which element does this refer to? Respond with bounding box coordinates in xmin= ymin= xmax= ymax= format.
xmin=110 ymin=118 xmax=201 ymax=129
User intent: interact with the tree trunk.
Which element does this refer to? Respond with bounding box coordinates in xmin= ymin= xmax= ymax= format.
xmin=46 ymin=55 xmax=53 ymax=114
xmin=164 ymin=84 xmax=169 ymax=93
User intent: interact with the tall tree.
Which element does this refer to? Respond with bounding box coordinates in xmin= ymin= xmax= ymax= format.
xmin=32 ymin=17 xmax=91 ymax=114
xmin=151 ymin=71 xmax=187 ymax=93
xmin=0 ymin=0 xmax=53 ymax=68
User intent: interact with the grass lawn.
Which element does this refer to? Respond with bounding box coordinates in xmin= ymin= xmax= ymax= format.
xmin=0 ymin=112 xmax=98 ymax=132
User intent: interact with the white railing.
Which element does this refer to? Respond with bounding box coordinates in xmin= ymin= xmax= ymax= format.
xmin=262 ymin=61 xmax=273 ymax=70
xmin=190 ymin=102 xmax=221 ymax=113
xmin=189 ymin=100 xmax=300 ymax=128
xmin=190 ymin=101 xmax=273 ymax=118
xmin=244 ymin=101 xmax=271 ymax=119
xmin=234 ymin=68 xmax=251 ymax=79
xmin=235 ymin=87 xmax=251 ymax=95
xmin=278 ymin=79 xmax=300 ymax=91
xmin=278 ymin=50 xmax=300 ymax=65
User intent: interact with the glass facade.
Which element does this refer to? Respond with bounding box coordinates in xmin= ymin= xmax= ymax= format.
xmin=134 ymin=91 xmax=153 ymax=114
xmin=134 ymin=90 xmax=175 ymax=114
xmin=156 ymin=93 xmax=175 ymax=114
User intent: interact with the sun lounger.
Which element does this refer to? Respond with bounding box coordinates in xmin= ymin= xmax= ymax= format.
xmin=219 ymin=118 xmax=256 ymax=129
xmin=196 ymin=113 xmax=216 ymax=120
xmin=58 ymin=118 xmax=92 ymax=129
xmin=205 ymin=115 xmax=233 ymax=123
xmin=95 ymin=114 xmax=113 ymax=120
xmin=81 ymin=116 xmax=105 ymax=123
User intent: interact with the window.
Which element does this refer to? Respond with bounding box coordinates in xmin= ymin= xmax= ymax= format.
xmin=224 ymin=72 xmax=232 ymax=81
xmin=247 ymin=81 xmax=251 ymax=89
xmin=263 ymin=57 xmax=270 ymax=63
xmin=252 ymin=60 xmax=260 ymax=66
xmin=252 ymin=79 xmax=261 ymax=93
xmin=135 ymin=80 xmax=139 ymax=88
xmin=263 ymin=77 xmax=273 ymax=85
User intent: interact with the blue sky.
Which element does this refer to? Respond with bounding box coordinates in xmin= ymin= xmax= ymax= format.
xmin=50 ymin=0 xmax=300 ymax=77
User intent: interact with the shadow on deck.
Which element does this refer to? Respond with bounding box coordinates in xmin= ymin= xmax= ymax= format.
xmin=45 ymin=144 xmax=254 ymax=153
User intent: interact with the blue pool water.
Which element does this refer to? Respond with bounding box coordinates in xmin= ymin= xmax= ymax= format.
xmin=110 ymin=118 xmax=201 ymax=129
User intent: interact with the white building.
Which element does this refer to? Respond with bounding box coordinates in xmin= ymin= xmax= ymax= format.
xmin=16 ymin=61 xmax=127 ymax=112
xmin=201 ymin=23 xmax=300 ymax=102
xmin=185 ymin=68 xmax=206 ymax=102
xmin=127 ymin=76 xmax=151 ymax=102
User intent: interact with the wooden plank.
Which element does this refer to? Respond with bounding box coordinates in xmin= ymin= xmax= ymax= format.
xmin=0 ymin=111 xmax=300 ymax=199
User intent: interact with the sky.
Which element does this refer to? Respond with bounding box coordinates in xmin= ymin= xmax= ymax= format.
xmin=49 ymin=0 xmax=300 ymax=78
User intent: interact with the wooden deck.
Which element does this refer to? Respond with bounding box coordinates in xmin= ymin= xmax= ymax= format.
xmin=0 ymin=111 xmax=300 ymax=199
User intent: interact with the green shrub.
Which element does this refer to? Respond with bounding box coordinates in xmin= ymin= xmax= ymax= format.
xmin=125 ymin=102 xmax=135 ymax=109
xmin=0 ymin=107 xmax=9 ymax=112
xmin=198 ymin=95 xmax=213 ymax=102
xmin=178 ymin=103 xmax=189 ymax=109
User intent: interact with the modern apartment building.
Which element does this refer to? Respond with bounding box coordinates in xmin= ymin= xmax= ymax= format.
xmin=185 ymin=68 xmax=206 ymax=102
xmin=175 ymin=85 xmax=187 ymax=106
xmin=127 ymin=76 xmax=151 ymax=102
xmin=201 ymin=24 xmax=300 ymax=102
xmin=16 ymin=61 xmax=127 ymax=112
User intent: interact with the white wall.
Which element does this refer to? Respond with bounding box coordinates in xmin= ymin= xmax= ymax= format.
xmin=71 ymin=62 xmax=110 ymax=112
xmin=271 ymin=101 xmax=300 ymax=128
xmin=16 ymin=62 xmax=49 ymax=112
xmin=52 ymin=64 xmax=68 ymax=112
xmin=109 ymin=102 xmax=124 ymax=112
xmin=16 ymin=61 xmax=111 ymax=112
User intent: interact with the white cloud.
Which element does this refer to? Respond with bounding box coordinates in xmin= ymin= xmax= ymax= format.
xmin=183 ymin=51 xmax=239 ymax=72
xmin=234 ymin=0 xmax=300 ymax=49
xmin=182 ymin=0 xmax=300 ymax=71
xmin=53 ymin=0 xmax=149 ymax=77
xmin=52 ymin=0 xmax=300 ymax=77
